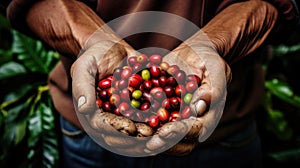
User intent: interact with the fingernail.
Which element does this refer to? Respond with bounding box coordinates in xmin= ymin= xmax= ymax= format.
xmin=78 ymin=96 xmax=86 ymax=108
xmin=195 ymin=100 xmax=207 ymax=115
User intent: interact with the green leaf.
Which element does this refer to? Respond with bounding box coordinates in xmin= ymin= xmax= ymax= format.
xmin=1 ymin=100 xmax=31 ymax=154
xmin=2 ymin=98 xmax=31 ymax=123
xmin=264 ymin=91 xmax=272 ymax=110
xmin=11 ymin=31 xmax=59 ymax=74
xmin=0 ymin=82 xmax=35 ymax=117
xmin=27 ymin=93 xmax=59 ymax=168
xmin=0 ymin=61 xmax=26 ymax=80
xmin=0 ymin=49 xmax=13 ymax=65
xmin=13 ymin=120 xmax=27 ymax=145
xmin=265 ymin=79 xmax=300 ymax=109
xmin=272 ymin=43 xmax=300 ymax=57
xmin=0 ymin=84 xmax=36 ymax=157
xmin=266 ymin=108 xmax=293 ymax=140
xmin=0 ymin=73 xmax=48 ymax=102
xmin=0 ymin=13 xmax=59 ymax=168
xmin=268 ymin=148 xmax=300 ymax=162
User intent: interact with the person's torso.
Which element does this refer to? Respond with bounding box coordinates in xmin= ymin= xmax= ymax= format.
xmin=49 ymin=0 xmax=265 ymax=141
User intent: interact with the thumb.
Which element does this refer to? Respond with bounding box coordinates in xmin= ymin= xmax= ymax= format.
xmin=71 ymin=55 xmax=98 ymax=114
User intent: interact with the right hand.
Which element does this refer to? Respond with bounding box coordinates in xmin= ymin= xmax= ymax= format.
xmin=71 ymin=40 xmax=170 ymax=156
xmin=71 ymin=40 xmax=148 ymax=154
xmin=71 ymin=40 xmax=135 ymax=114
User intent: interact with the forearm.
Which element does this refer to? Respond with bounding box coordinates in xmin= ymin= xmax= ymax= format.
xmin=7 ymin=0 xmax=123 ymax=58
xmin=186 ymin=1 xmax=278 ymax=64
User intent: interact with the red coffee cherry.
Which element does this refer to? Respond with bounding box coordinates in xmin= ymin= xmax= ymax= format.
xmin=157 ymin=107 xmax=169 ymax=122
xmin=98 ymin=79 xmax=112 ymax=89
xmin=96 ymin=53 xmax=202 ymax=130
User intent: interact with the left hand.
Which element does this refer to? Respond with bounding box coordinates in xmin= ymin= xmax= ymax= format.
xmin=145 ymin=41 xmax=232 ymax=156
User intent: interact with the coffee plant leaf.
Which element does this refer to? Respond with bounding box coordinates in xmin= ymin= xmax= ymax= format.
xmin=0 ymin=61 xmax=26 ymax=80
xmin=11 ymin=30 xmax=59 ymax=74
xmin=27 ymin=92 xmax=59 ymax=168
xmin=265 ymin=79 xmax=300 ymax=109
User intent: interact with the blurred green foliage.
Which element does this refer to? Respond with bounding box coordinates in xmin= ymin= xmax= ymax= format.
xmin=259 ymin=23 xmax=300 ymax=166
xmin=0 ymin=8 xmax=60 ymax=168
xmin=0 ymin=5 xmax=300 ymax=168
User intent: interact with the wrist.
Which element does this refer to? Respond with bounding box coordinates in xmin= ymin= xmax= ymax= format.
xmin=22 ymin=0 xmax=128 ymax=58
xmin=79 ymin=30 xmax=135 ymax=60
xmin=190 ymin=1 xmax=278 ymax=64
xmin=81 ymin=27 xmax=130 ymax=52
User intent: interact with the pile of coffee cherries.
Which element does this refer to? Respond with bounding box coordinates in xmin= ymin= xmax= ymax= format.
xmin=96 ymin=54 xmax=201 ymax=129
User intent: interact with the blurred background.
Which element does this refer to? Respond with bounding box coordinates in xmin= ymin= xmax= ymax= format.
xmin=1 ymin=5 xmax=300 ymax=168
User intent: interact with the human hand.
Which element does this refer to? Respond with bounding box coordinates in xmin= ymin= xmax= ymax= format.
xmin=71 ymin=30 xmax=231 ymax=157
xmin=145 ymin=40 xmax=232 ymax=156
xmin=71 ymin=40 xmax=136 ymax=114
xmin=153 ymin=0 xmax=280 ymax=155
xmin=71 ymin=40 xmax=151 ymax=155
xmin=71 ymin=40 xmax=179 ymax=156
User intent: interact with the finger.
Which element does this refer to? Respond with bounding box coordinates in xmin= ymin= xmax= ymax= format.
xmin=71 ymin=42 xmax=127 ymax=114
xmin=71 ymin=55 xmax=98 ymax=114
xmin=186 ymin=96 xmax=225 ymax=143
xmin=162 ymin=51 xmax=195 ymax=74
xmin=71 ymin=45 xmax=114 ymax=114
xmin=186 ymin=58 xmax=228 ymax=143
xmin=72 ymin=41 xmax=138 ymax=114
xmin=90 ymin=111 xmax=137 ymax=136
xmin=87 ymin=111 xmax=153 ymax=156
xmin=182 ymin=117 xmax=203 ymax=139
xmin=189 ymin=64 xmax=211 ymax=116
xmin=89 ymin=111 xmax=118 ymax=133
xmin=164 ymin=51 xmax=211 ymax=117
xmin=145 ymin=120 xmax=193 ymax=152
xmin=188 ymin=92 xmax=225 ymax=143
xmin=158 ymin=117 xmax=202 ymax=140
xmin=136 ymin=123 xmax=154 ymax=137
xmin=197 ymin=98 xmax=226 ymax=142
xmin=96 ymin=43 xmax=128 ymax=79
xmin=146 ymin=134 xmax=168 ymax=151
xmin=156 ymin=119 xmax=193 ymax=139
xmin=110 ymin=115 xmax=137 ymax=135
xmin=198 ymin=60 xmax=228 ymax=142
